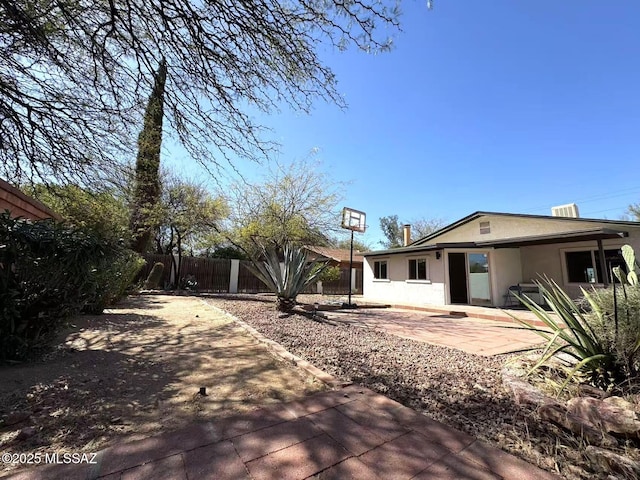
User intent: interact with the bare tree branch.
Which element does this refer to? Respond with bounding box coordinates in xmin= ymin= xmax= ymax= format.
xmin=1 ymin=0 xmax=401 ymax=185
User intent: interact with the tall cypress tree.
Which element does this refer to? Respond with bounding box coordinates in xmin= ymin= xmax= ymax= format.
xmin=130 ymin=60 xmax=167 ymax=253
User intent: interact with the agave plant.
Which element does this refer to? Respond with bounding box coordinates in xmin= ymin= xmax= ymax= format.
xmin=510 ymin=276 xmax=620 ymax=391
xmin=247 ymin=244 xmax=329 ymax=312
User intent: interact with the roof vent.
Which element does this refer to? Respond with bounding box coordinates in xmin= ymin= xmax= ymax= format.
xmin=551 ymin=203 xmax=580 ymax=218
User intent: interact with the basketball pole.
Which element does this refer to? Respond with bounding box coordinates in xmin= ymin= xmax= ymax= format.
xmin=340 ymin=206 xmax=365 ymax=309
xmin=348 ymin=229 xmax=354 ymax=306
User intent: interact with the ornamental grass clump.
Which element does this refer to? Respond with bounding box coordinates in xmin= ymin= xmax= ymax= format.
xmin=584 ymin=245 xmax=640 ymax=381
xmin=513 ymin=245 xmax=640 ymax=393
xmin=584 ymin=285 xmax=640 ymax=381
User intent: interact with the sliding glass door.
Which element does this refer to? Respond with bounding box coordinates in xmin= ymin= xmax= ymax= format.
xmin=467 ymin=253 xmax=491 ymax=306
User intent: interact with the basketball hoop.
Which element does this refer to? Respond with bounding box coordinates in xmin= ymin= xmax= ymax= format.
xmin=341 ymin=207 xmax=366 ymax=233
xmin=340 ymin=207 xmax=366 ymax=308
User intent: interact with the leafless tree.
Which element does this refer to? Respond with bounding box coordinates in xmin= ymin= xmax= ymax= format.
xmin=379 ymin=214 xmax=446 ymax=248
xmin=1 ymin=0 xmax=401 ymax=184
xmin=226 ymin=158 xmax=345 ymax=255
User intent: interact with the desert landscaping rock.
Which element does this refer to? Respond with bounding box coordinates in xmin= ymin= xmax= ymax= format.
xmin=206 ymin=295 xmax=623 ymax=479
xmin=503 ymin=344 xmax=640 ymax=475
xmin=16 ymin=426 xmax=37 ymax=441
xmin=3 ymin=411 xmax=31 ymax=427
xmin=538 ymin=403 xmax=618 ymax=448
xmin=503 ymin=374 xmax=562 ymax=409
xmin=567 ymin=396 xmax=640 ymax=436
xmin=578 ymin=384 xmax=608 ymax=399
xmin=586 ymin=446 xmax=640 ymax=478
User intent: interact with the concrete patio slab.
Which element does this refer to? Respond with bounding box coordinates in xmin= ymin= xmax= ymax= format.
xmin=322 ymin=308 xmax=546 ymax=355
xmin=5 ymin=386 xmax=559 ymax=480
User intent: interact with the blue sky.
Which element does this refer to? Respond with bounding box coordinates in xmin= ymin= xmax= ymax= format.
xmin=166 ymin=1 xmax=640 ymax=247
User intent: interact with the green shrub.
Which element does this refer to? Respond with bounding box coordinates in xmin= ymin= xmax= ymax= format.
xmin=578 ymin=244 xmax=640 ymax=381
xmin=83 ymin=250 xmax=146 ymax=314
xmin=317 ymin=265 xmax=341 ymax=283
xmin=583 ymin=285 xmax=640 ymax=380
xmin=0 ymin=212 xmax=143 ymax=360
xmin=512 ymin=277 xmax=620 ymax=391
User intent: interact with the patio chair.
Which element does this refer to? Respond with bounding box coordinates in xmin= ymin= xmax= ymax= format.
xmin=503 ymin=285 xmax=522 ymax=307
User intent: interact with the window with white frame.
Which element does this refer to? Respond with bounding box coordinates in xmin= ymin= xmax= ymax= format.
xmin=408 ymin=258 xmax=428 ymax=280
xmin=373 ymin=260 xmax=388 ymax=279
xmin=565 ymin=248 xmax=624 ymax=284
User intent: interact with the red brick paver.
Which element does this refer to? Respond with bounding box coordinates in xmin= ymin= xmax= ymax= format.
xmin=324 ymin=308 xmax=545 ymax=355
xmin=6 ymin=387 xmax=559 ymax=480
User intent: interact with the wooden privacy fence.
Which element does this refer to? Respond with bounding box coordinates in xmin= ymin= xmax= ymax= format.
xmin=137 ymin=254 xmax=172 ymax=288
xmin=138 ymin=254 xmax=363 ymax=295
xmin=138 ymin=254 xmax=231 ymax=292
xmin=237 ymin=261 xmax=272 ymax=294
xmin=322 ymin=268 xmax=363 ymax=295
xmin=179 ymin=256 xmax=231 ymax=292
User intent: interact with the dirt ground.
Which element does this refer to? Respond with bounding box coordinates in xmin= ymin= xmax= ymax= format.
xmin=0 ymin=295 xmax=325 ymax=476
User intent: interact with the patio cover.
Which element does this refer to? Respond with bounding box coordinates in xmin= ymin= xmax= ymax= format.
xmin=362 ymin=228 xmax=628 ymax=257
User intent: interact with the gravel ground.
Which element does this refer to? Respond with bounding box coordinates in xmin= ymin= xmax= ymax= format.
xmin=204 ymin=294 xmax=601 ymax=480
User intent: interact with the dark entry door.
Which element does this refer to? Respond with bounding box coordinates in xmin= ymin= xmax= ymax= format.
xmin=448 ymin=253 xmax=468 ymax=304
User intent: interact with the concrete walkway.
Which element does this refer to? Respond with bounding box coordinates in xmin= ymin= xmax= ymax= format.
xmin=7 ymin=385 xmax=558 ymax=480
xmin=323 ymin=308 xmax=546 ymax=356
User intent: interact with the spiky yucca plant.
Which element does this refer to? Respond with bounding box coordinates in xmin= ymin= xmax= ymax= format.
xmin=511 ymin=277 xmax=619 ymax=391
xmin=247 ymin=244 xmax=329 ymax=312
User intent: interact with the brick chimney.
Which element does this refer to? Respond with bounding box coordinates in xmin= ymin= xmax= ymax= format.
xmin=403 ymin=224 xmax=411 ymax=247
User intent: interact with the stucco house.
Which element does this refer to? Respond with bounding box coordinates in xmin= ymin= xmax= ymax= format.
xmin=362 ymin=210 xmax=640 ymax=308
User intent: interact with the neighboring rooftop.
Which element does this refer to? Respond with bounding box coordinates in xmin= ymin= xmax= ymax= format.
xmin=305 ymin=246 xmax=364 ymax=264
xmin=0 ymin=179 xmax=60 ymax=220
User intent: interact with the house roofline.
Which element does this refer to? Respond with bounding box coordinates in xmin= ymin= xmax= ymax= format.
xmin=409 ymin=211 xmax=640 ymax=246
xmin=362 ymin=228 xmax=630 ymax=257
xmin=362 ymin=243 xmax=475 ymax=257
xmin=476 ymin=227 xmax=628 ymax=248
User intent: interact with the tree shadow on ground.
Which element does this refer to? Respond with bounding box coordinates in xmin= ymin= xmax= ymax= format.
xmin=334 ymin=350 xmax=595 ymax=479
xmin=105 ymin=294 xmax=173 ymax=311
xmin=206 ymin=297 xmax=598 ymax=480
xmin=0 ymin=299 xmax=321 ymax=477
xmin=200 ymin=293 xmax=276 ymax=304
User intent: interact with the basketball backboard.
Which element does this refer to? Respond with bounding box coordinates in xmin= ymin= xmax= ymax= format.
xmin=341 ymin=207 xmax=366 ymax=233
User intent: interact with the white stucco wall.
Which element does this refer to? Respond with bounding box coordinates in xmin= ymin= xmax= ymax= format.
xmin=488 ymin=248 xmax=522 ymax=306
xmin=362 ymin=252 xmax=446 ymax=306
xmin=364 ymin=248 xmax=521 ymax=307
xmin=520 ymin=230 xmax=640 ymax=298
xmin=363 ymin=217 xmax=640 ymax=306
